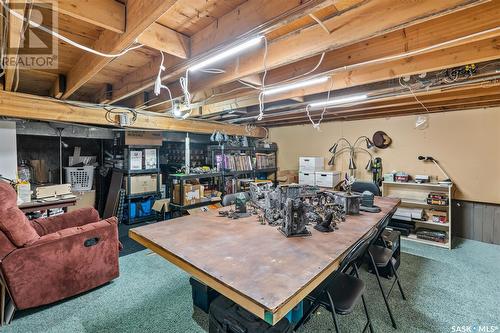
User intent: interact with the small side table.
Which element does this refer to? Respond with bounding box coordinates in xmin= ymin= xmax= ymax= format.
xmin=18 ymin=198 xmax=77 ymax=217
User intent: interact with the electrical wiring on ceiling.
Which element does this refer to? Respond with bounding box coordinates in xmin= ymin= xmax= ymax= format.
xmin=305 ymin=76 xmax=333 ymax=130
xmin=398 ymin=76 xmax=431 ymax=114
xmin=0 ymin=0 xmax=144 ymax=58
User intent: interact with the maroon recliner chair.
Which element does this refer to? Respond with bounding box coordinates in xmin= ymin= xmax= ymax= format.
xmin=0 ymin=181 xmax=120 ymax=324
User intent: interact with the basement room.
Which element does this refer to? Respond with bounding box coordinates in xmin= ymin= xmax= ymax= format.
xmin=0 ymin=0 xmax=499 ymax=332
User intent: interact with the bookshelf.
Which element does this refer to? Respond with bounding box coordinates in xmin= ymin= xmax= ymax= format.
xmin=382 ymin=181 xmax=453 ymax=249
xmin=208 ymin=145 xmax=278 ymax=194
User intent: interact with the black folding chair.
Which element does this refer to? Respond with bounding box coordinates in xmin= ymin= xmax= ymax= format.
xmin=295 ymin=227 xmax=379 ymax=333
xmin=366 ymin=213 xmax=406 ymax=329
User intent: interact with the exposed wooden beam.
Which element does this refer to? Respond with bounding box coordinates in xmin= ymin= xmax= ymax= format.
xmin=258 ymin=84 xmax=500 ymax=123
xmin=106 ymin=0 xmax=336 ymax=104
xmin=49 ymin=74 xmax=66 ymax=99
xmin=197 ymin=1 xmax=500 ymax=114
xmin=4 ymin=0 xmax=26 ymax=91
xmin=61 ymin=0 xmax=178 ymax=100
xmin=138 ymin=23 xmax=190 ymax=59
xmin=38 ymin=0 xmax=125 ymax=33
xmin=158 ymin=0 xmax=488 ymax=105
xmin=256 ymin=83 xmax=500 ymax=125
xmin=239 ymin=74 xmax=263 ymax=87
xmin=265 ymin=98 xmax=500 ymax=126
xmin=0 ymin=90 xmax=267 ymax=137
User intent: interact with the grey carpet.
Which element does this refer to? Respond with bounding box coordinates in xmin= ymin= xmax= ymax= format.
xmin=5 ymin=238 xmax=500 ymax=333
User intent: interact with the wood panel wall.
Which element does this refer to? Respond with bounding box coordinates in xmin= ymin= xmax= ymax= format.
xmin=452 ymin=200 xmax=500 ymax=245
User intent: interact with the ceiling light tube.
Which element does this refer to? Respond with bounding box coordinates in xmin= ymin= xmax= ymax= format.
xmin=188 ymin=36 xmax=263 ymax=72
xmin=263 ymin=76 xmax=329 ymax=96
xmin=308 ymin=94 xmax=368 ymax=108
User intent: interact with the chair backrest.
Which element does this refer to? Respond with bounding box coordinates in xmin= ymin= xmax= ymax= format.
xmin=222 ymin=192 xmax=250 ymax=207
xmin=374 ymin=212 xmax=394 ymax=242
xmin=352 ymin=181 xmax=381 ymax=196
xmin=339 ymin=227 xmax=378 ymax=272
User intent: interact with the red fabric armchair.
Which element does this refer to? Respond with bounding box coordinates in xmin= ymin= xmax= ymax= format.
xmin=0 ymin=181 xmax=120 ymax=315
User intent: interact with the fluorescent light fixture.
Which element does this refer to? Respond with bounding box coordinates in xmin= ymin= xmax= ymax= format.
xmin=308 ymin=94 xmax=368 ymax=108
xmin=263 ymin=76 xmax=329 ymax=96
xmin=189 ymin=36 xmax=263 ymax=72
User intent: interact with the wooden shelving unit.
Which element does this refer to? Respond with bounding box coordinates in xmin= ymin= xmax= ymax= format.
xmin=382 ymin=181 xmax=453 ymax=249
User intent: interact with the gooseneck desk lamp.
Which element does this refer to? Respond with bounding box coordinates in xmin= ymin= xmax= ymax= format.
xmin=417 ymin=156 xmax=453 ymax=185
xmin=328 ymin=136 xmax=375 ymax=176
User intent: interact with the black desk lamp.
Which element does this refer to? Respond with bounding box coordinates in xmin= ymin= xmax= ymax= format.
xmin=418 ymin=156 xmax=452 ymax=185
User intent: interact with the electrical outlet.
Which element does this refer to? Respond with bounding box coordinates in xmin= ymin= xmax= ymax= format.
xmin=118 ymin=113 xmax=130 ymax=127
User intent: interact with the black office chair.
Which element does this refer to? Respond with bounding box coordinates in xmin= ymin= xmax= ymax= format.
xmin=366 ymin=213 xmax=406 ymax=329
xmin=295 ymin=227 xmax=379 ymax=333
xmin=352 ymin=181 xmax=381 ymax=196
xmin=221 ymin=192 xmax=250 ymax=206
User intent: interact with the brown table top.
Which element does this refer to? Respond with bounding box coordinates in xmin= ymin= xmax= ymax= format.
xmin=130 ymin=196 xmax=399 ymax=324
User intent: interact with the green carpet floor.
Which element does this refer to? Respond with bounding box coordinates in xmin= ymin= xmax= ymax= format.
xmin=5 ymin=237 xmax=500 ymax=333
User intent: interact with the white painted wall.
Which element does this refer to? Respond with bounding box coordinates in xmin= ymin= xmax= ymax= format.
xmin=0 ymin=121 xmax=18 ymax=181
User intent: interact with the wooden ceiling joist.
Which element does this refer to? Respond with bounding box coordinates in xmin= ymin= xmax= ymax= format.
xmin=38 ymin=0 xmax=126 ymax=33
xmin=152 ymin=0 xmax=488 ymax=106
xmin=106 ymin=0 xmax=337 ymax=104
xmin=197 ymin=31 xmax=500 ymax=117
xmin=0 ymin=90 xmax=266 ymax=137
xmin=4 ymin=0 xmax=27 ymax=92
xmin=138 ymin=23 xmax=190 ymax=59
xmin=256 ymin=85 xmax=500 ymax=126
xmin=60 ymin=0 xmax=179 ymax=100
xmin=198 ymin=0 xmax=500 ymax=112
xmin=257 ymin=84 xmax=500 ymax=123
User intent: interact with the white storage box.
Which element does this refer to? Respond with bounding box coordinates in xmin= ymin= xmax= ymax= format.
xmin=299 ymin=157 xmax=324 ymax=172
xmin=315 ymin=171 xmax=341 ymax=188
xmin=299 ymin=171 xmax=316 ymax=186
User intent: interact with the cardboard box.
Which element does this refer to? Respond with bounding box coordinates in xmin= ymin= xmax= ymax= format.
xmin=152 ymin=198 xmax=170 ymax=213
xmin=125 ymin=131 xmax=163 ymax=146
xmin=35 ymin=184 xmax=72 ymax=198
xmin=129 ymin=150 xmax=143 ymax=170
xmin=125 ymin=174 xmax=158 ymax=194
xmin=278 ymin=170 xmax=298 ymax=184
xmin=172 ymin=184 xmax=204 ymax=206
xmin=68 ymin=190 xmax=96 ymax=212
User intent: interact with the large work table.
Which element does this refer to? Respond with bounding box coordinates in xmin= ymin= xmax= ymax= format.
xmin=130 ymin=196 xmax=400 ymax=325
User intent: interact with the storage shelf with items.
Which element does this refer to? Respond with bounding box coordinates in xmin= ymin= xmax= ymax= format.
xmin=115 ymin=145 xmax=162 ymax=225
xmin=167 ymin=172 xmax=223 ymax=212
xmin=382 ymin=181 xmax=453 ymax=249
xmin=208 ymin=145 xmax=278 ymax=194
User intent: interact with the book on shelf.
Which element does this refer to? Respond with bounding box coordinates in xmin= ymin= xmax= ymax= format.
xmin=255 ymin=153 xmax=276 ymax=170
xmin=394 ymin=207 xmax=424 ymax=221
xmin=427 ymin=192 xmax=449 ymax=205
xmin=416 ymin=228 xmax=447 ymax=243
xmin=216 ymin=154 xmax=253 ymax=172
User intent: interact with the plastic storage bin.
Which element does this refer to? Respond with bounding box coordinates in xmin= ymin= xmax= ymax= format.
xmin=299 ymin=157 xmax=324 ymax=172
xmin=299 ymin=171 xmax=315 ymax=186
xmin=315 ymin=171 xmax=341 ymax=188
xmin=190 ymin=277 xmax=220 ymax=313
xmin=64 ymin=166 xmax=95 ymax=191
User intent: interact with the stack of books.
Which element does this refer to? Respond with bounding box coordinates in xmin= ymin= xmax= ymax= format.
xmin=416 ymin=228 xmax=447 ymax=243
xmin=216 ymin=154 xmax=253 ymax=172
xmin=389 ymin=207 xmax=425 ymax=236
xmin=427 ymin=192 xmax=449 ymax=206
xmin=255 ymin=153 xmax=276 ymax=170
